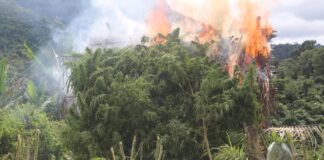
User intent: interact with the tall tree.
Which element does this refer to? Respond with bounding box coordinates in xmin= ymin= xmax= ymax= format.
xmin=233 ymin=65 xmax=263 ymax=160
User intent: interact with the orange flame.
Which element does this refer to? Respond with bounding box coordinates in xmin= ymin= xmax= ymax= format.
xmin=198 ymin=24 xmax=217 ymax=43
xmin=147 ymin=0 xmax=171 ymax=37
xmin=239 ymin=0 xmax=273 ymax=59
xmin=146 ymin=0 xmax=274 ymax=75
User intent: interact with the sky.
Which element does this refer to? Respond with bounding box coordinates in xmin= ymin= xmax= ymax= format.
xmin=270 ymin=0 xmax=324 ymax=44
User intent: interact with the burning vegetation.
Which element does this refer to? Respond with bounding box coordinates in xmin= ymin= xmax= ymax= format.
xmin=146 ymin=0 xmax=275 ymax=119
xmin=2 ymin=0 xmax=324 ymax=159
xmin=145 ymin=2 xmax=277 ymax=158
xmin=146 ymin=0 xmax=273 ymax=76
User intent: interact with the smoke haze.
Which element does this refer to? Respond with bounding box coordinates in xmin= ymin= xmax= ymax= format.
xmin=57 ymin=0 xmax=155 ymax=51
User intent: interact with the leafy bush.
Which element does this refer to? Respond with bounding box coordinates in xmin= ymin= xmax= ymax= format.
xmin=214 ymin=145 xmax=246 ymax=160
xmin=213 ymin=133 xmax=246 ymax=160
xmin=273 ymin=44 xmax=324 ymax=126
xmin=0 ymin=105 xmax=66 ymax=159
xmin=66 ymin=34 xmax=261 ymax=159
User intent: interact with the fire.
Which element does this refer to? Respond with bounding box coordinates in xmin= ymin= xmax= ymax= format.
xmin=146 ymin=0 xmax=274 ymax=75
xmin=146 ymin=0 xmax=171 ymax=37
xmin=146 ymin=0 xmax=275 ymax=127
xmin=239 ymin=0 xmax=273 ymax=59
xmin=198 ymin=24 xmax=217 ymax=43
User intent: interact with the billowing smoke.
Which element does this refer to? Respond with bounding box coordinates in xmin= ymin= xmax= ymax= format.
xmin=48 ymin=0 xmax=275 ymax=80
xmin=54 ymin=0 xmax=156 ymax=51
xmin=52 ymin=0 xmax=236 ymax=51
xmin=2 ymin=0 xmax=277 ymax=109
xmin=9 ymin=0 xmax=275 ymax=81
xmin=50 ymin=0 xmax=275 ymax=55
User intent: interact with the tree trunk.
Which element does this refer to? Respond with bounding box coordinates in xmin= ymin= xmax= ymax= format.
xmin=110 ymin=147 xmax=116 ymax=160
xmin=203 ymin=118 xmax=213 ymax=160
xmin=244 ymin=124 xmax=264 ymax=160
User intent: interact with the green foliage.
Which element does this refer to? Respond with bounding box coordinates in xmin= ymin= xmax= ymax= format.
xmin=23 ymin=42 xmax=36 ymax=60
xmin=0 ymin=0 xmax=51 ymax=53
xmin=269 ymin=132 xmax=285 ymax=144
xmin=23 ymin=42 xmax=43 ymax=65
xmin=312 ymin=146 xmax=324 ymax=160
xmin=90 ymin=158 xmax=106 ymax=160
xmin=271 ymin=41 xmax=324 ymax=158
xmin=272 ymin=43 xmax=300 ymax=60
xmin=66 ymin=36 xmax=261 ymax=159
xmin=195 ymin=67 xmax=234 ymax=121
xmin=263 ymin=132 xmax=295 ymax=145
xmin=273 ymin=44 xmax=324 ymax=126
xmin=213 ymin=132 xmax=246 ymax=160
xmin=271 ymin=40 xmax=322 ymax=60
xmin=27 ymin=80 xmax=37 ymax=104
xmin=291 ymin=40 xmax=317 ymax=57
xmin=0 ymin=58 xmax=8 ymax=94
xmin=0 ymin=0 xmax=61 ymax=107
xmin=0 ymin=105 xmax=66 ymax=159
xmin=232 ymin=64 xmax=261 ymax=126
xmin=214 ymin=145 xmax=246 ymax=160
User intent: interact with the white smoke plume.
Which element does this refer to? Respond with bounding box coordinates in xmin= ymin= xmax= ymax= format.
xmin=57 ymin=0 xmax=156 ymax=51
xmin=54 ymin=0 xmax=236 ymax=51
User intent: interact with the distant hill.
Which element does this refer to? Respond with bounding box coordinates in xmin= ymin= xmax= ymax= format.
xmin=272 ymin=44 xmax=324 ymax=126
xmin=272 ymin=42 xmax=323 ymax=60
xmin=15 ymin=0 xmax=85 ymax=24
xmin=0 ymin=0 xmax=51 ymax=54
xmin=0 ymin=0 xmax=67 ymax=106
xmin=0 ymin=0 xmax=85 ymax=56
xmin=271 ymin=43 xmax=300 ymax=60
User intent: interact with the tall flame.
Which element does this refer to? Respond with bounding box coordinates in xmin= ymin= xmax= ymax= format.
xmin=238 ymin=0 xmax=272 ymax=59
xmin=146 ymin=0 xmax=275 ymax=126
xmin=198 ymin=24 xmax=218 ymax=43
xmin=146 ymin=0 xmax=274 ymax=75
xmin=146 ymin=0 xmax=171 ymax=37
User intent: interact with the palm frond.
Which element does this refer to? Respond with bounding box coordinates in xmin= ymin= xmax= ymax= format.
xmin=0 ymin=58 xmax=8 ymax=94
xmin=27 ymin=80 xmax=37 ymax=103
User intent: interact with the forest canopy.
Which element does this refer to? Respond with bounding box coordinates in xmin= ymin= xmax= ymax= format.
xmin=0 ymin=0 xmax=324 ymax=160
xmin=65 ymin=34 xmax=261 ymax=159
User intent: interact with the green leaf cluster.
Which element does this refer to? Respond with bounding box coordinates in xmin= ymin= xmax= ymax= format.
xmin=0 ymin=105 xmax=66 ymax=159
xmin=273 ymin=42 xmax=324 ymax=126
xmin=66 ymin=36 xmax=262 ymax=159
xmin=0 ymin=58 xmax=7 ymax=94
